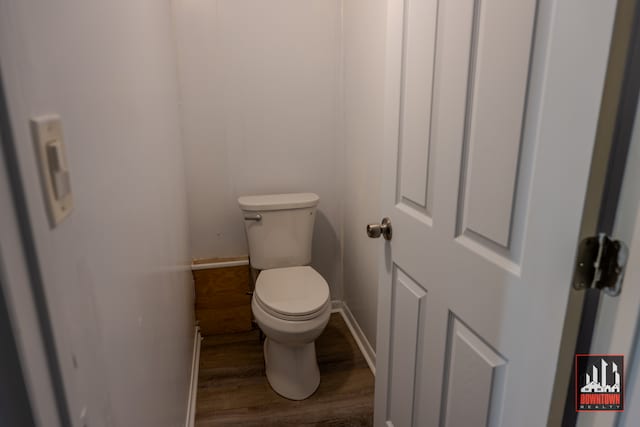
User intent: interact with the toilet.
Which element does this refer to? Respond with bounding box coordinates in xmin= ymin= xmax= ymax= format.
xmin=238 ymin=193 xmax=331 ymax=400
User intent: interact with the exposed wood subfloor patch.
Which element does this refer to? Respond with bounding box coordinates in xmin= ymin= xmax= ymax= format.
xmin=195 ymin=313 xmax=374 ymax=426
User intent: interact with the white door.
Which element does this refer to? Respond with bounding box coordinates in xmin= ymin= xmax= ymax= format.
xmin=374 ymin=0 xmax=619 ymax=426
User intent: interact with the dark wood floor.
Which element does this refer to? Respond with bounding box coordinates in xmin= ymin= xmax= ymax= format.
xmin=195 ymin=313 xmax=375 ymax=426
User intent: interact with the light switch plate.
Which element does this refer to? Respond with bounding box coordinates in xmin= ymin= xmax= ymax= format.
xmin=30 ymin=115 xmax=73 ymax=227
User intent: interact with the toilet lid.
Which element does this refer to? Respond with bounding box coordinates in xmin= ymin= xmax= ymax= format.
xmin=255 ymin=266 xmax=330 ymax=318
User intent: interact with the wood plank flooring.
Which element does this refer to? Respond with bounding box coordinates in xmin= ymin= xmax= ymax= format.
xmin=195 ymin=313 xmax=375 ymax=426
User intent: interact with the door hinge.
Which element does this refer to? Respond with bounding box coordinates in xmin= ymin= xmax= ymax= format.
xmin=573 ymin=233 xmax=628 ymax=296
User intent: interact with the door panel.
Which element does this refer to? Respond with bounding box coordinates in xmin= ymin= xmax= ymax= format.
xmin=375 ymin=0 xmax=618 ymax=425
xmin=453 ymin=0 xmax=537 ymax=269
xmin=441 ymin=316 xmax=507 ymax=427
xmin=387 ymin=267 xmax=427 ymax=427
xmin=396 ymin=0 xmax=438 ymax=216
xmin=461 ymin=0 xmax=536 ymax=247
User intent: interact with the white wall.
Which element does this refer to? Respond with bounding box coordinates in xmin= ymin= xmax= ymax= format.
xmin=173 ymin=0 xmax=344 ymax=298
xmin=174 ymin=0 xmax=387 ymax=342
xmin=341 ymin=0 xmax=387 ymax=349
xmin=0 ymin=1 xmax=194 ymax=426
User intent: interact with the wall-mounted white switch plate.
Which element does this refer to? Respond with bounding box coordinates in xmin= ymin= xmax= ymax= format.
xmin=30 ymin=115 xmax=73 ymax=227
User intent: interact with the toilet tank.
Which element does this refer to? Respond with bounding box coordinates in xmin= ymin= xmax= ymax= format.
xmin=238 ymin=193 xmax=319 ymax=270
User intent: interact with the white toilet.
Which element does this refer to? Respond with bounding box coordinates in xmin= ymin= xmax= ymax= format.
xmin=238 ymin=193 xmax=331 ymax=400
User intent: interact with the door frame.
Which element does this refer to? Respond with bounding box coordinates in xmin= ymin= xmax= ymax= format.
xmin=374 ymin=0 xmax=619 ymax=425
xmin=0 ymin=263 xmax=36 ymax=426
xmin=560 ymin=0 xmax=640 ymax=424
xmin=0 ymin=72 xmax=69 ymax=426
xmin=578 ymin=119 xmax=640 ymax=423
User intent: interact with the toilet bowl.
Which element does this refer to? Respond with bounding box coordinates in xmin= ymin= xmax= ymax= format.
xmin=251 ymin=266 xmax=331 ymax=400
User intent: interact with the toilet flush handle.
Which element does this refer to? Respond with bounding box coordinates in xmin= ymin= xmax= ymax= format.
xmin=244 ymin=213 xmax=262 ymax=221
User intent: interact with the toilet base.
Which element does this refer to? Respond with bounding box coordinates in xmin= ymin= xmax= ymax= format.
xmin=264 ymin=338 xmax=320 ymax=400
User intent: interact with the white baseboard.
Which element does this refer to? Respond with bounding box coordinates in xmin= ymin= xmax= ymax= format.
xmin=185 ymin=326 xmax=202 ymax=427
xmin=331 ymin=300 xmax=376 ymax=375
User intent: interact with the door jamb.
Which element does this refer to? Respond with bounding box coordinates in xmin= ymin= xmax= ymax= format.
xmin=0 ymin=69 xmax=71 ymax=426
xmin=559 ymin=0 xmax=640 ymax=424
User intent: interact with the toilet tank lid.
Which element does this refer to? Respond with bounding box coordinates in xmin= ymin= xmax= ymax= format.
xmin=238 ymin=193 xmax=319 ymax=211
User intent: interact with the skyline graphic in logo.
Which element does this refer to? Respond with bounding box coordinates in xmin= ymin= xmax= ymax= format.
xmin=576 ymin=354 xmax=624 ymax=412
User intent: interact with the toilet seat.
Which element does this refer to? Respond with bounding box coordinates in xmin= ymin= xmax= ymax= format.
xmin=255 ymin=266 xmax=330 ymax=321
